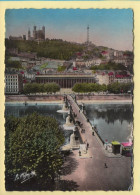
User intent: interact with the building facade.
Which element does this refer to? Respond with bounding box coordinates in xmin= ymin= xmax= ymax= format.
xmin=95 ymin=71 xmax=132 ymax=85
xmin=5 ymin=73 xmax=23 ymax=94
xmin=9 ymin=36 xmax=24 ymax=41
xmin=114 ymin=74 xmax=132 ymax=83
xmin=35 ymin=74 xmax=97 ymax=88
xmin=96 ymin=73 xmax=109 ymax=85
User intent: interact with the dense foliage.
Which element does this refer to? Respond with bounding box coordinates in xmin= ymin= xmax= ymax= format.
xmin=107 ymin=82 xmax=133 ymax=94
xmin=72 ymin=82 xmax=133 ymax=94
xmin=90 ymin=62 xmax=127 ymax=71
xmin=23 ymin=83 xmax=60 ymax=94
xmin=5 ymin=39 xmax=83 ymax=60
xmin=5 ymin=113 xmax=65 ymax=190
xmin=57 ymin=65 xmax=66 ymax=72
xmin=6 ymin=60 xmax=22 ymax=69
xmin=72 ymin=83 xmax=107 ymax=93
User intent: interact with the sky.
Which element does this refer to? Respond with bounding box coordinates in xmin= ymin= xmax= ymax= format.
xmin=5 ymin=9 xmax=133 ymax=51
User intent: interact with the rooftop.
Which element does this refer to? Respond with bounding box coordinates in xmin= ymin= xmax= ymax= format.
xmin=35 ymin=73 xmax=95 ymax=78
xmin=115 ymin=74 xmax=131 ymax=78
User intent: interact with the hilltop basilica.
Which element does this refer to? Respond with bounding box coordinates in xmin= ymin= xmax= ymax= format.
xmin=28 ymin=26 xmax=45 ymax=41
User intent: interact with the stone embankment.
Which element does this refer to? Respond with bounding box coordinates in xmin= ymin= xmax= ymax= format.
xmin=5 ymin=94 xmax=132 ymax=102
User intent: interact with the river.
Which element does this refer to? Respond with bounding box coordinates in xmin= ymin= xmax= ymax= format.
xmin=5 ymin=102 xmax=133 ymax=143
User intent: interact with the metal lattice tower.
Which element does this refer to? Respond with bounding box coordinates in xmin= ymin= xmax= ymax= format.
xmin=87 ymin=25 xmax=89 ymax=44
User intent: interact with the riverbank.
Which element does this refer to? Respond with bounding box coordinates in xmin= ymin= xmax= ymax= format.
xmin=5 ymin=94 xmax=132 ymax=103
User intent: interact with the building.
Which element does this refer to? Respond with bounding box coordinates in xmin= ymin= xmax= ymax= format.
xmin=9 ymin=35 xmax=26 ymax=41
xmin=35 ymin=73 xmax=97 ymax=88
xmin=114 ymin=74 xmax=132 ymax=83
xmin=113 ymin=57 xmax=127 ymax=66
xmin=76 ymin=59 xmax=101 ymax=68
xmin=23 ymin=71 xmax=36 ymax=81
xmin=114 ymin=50 xmax=123 ymax=57
xmin=96 ymin=72 xmax=109 ymax=85
xmin=108 ymin=72 xmax=115 ymax=84
xmin=5 ymin=73 xmax=23 ymax=94
xmin=101 ymin=51 xmax=110 ymax=60
xmin=9 ymin=36 xmax=23 ymax=41
xmin=18 ymin=52 xmax=37 ymax=60
xmin=23 ymin=35 xmax=26 ymax=40
xmin=95 ymin=71 xmax=132 ymax=85
xmin=93 ymin=58 xmax=102 ymax=66
xmin=28 ymin=26 xmax=45 ymax=41
xmin=7 ymin=48 xmax=19 ymax=55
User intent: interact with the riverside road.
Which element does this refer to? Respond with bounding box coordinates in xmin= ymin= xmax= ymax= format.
xmin=60 ymin=95 xmax=132 ymax=191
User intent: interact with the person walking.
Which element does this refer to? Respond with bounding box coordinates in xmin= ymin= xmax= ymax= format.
xmin=87 ymin=142 xmax=89 ymax=149
xmin=79 ymin=150 xmax=81 ymax=156
xmin=104 ymin=163 xmax=108 ymax=168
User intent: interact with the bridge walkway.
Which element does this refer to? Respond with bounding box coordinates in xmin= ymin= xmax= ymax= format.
xmin=67 ymin=95 xmax=104 ymax=156
xmin=60 ymin=95 xmax=131 ymax=190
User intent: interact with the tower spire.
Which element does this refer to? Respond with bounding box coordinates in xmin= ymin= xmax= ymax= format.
xmin=28 ymin=28 xmax=31 ymax=40
xmin=87 ymin=25 xmax=89 ymax=44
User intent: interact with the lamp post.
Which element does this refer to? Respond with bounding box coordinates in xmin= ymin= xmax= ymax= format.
xmin=55 ymin=171 xmax=60 ymax=190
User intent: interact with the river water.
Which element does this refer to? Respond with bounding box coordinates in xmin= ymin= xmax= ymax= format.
xmin=5 ymin=102 xmax=133 ymax=143
xmin=84 ymin=103 xmax=133 ymax=142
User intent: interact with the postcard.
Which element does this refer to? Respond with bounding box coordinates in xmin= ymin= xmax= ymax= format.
xmin=0 ymin=1 xmax=140 ymax=195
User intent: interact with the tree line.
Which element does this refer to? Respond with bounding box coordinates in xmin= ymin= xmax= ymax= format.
xmin=5 ymin=113 xmax=65 ymax=190
xmin=6 ymin=60 xmax=23 ymax=69
xmin=23 ymin=83 xmax=60 ymax=94
xmin=72 ymin=82 xmax=133 ymax=94
xmin=90 ymin=61 xmax=127 ymax=71
xmin=5 ymin=39 xmax=84 ymax=61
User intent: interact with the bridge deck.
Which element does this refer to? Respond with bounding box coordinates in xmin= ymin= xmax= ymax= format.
xmin=60 ymin=95 xmax=132 ymax=191
xmin=67 ymin=95 xmax=104 ymax=148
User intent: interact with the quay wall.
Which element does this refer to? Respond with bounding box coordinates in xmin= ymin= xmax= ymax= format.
xmin=5 ymin=95 xmax=64 ymax=102
xmin=76 ymin=94 xmax=132 ymax=101
xmin=5 ymin=94 xmax=132 ymax=102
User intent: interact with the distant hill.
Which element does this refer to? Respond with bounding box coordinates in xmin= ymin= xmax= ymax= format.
xmin=5 ymin=38 xmax=133 ymax=62
xmin=5 ymin=39 xmax=84 ymax=61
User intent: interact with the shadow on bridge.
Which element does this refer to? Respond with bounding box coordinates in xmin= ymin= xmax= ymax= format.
xmin=59 ymin=179 xmax=79 ymax=191
xmin=61 ymin=153 xmax=79 ymax=176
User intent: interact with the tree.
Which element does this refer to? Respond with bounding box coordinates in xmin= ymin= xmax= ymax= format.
xmin=23 ymin=83 xmax=32 ymax=94
xmin=6 ymin=60 xmax=22 ymax=69
xmin=40 ymin=84 xmax=45 ymax=94
xmin=5 ymin=113 xmax=65 ymax=190
xmin=107 ymin=82 xmax=121 ymax=94
xmin=72 ymin=83 xmax=84 ymax=93
xmin=23 ymin=83 xmax=60 ymax=95
xmin=44 ymin=83 xmax=60 ymax=94
xmin=72 ymin=82 xmax=133 ymax=94
xmin=90 ymin=62 xmax=127 ymax=71
xmin=51 ymin=83 xmax=60 ymax=93
xmin=57 ymin=65 xmax=66 ymax=72
xmin=107 ymin=82 xmax=133 ymax=94
xmin=100 ymin=84 xmax=107 ymax=92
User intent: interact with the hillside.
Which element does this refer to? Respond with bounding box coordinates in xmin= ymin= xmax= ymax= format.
xmin=5 ymin=39 xmax=84 ymax=61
